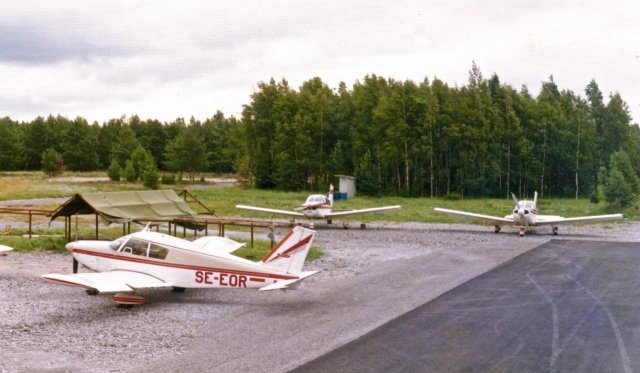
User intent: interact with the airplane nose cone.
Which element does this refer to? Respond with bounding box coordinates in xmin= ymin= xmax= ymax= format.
xmin=65 ymin=242 xmax=76 ymax=252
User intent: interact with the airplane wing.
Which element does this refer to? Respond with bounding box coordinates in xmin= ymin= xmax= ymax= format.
xmin=192 ymin=236 xmax=245 ymax=254
xmin=41 ymin=270 xmax=172 ymax=294
xmin=0 ymin=244 xmax=13 ymax=253
xmin=434 ymin=208 xmax=513 ymax=224
xmin=324 ymin=205 xmax=402 ymax=218
xmin=236 ymin=204 xmax=305 ymax=218
xmin=534 ymin=213 xmax=623 ymax=226
xmin=258 ymin=271 xmax=318 ymax=291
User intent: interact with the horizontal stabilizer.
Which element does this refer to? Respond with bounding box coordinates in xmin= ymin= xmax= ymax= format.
xmin=258 ymin=271 xmax=318 ymax=291
xmin=42 ymin=270 xmax=171 ymax=294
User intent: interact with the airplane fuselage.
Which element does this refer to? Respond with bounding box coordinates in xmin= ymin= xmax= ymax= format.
xmin=507 ymin=200 xmax=539 ymax=227
xmin=301 ymin=206 xmax=332 ymax=219
xmin=68 ymin=233 xmax=297 ymax=290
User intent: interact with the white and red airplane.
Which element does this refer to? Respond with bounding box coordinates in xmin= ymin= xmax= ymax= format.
xmin=42 ymin=226 xmax=317 ymax=306
xmin=236 ymin=184 xmax=401 ymax=228
xmin=435 ymin=192 xmax=623 ymax=236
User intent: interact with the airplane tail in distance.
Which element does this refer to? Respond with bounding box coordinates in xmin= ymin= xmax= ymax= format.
xmin=533 ymin=191 xmax=538 ymax=205
xmin=260 ymin=226 xmax=316 ymax=275
xmin=328 ymin=184 xmax=334 ymax=207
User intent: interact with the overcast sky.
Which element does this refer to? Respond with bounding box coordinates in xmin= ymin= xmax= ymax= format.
xmin=1 ymin=0 xmax=639 ymax=123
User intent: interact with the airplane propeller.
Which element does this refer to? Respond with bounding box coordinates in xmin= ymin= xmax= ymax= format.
xmin=73 ymin=257 xmax=78 ymax=274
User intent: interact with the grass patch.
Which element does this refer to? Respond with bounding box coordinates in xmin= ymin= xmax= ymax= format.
xmin=1 ymin=172 xmax=636 ymax=233
xmin=0 ymin=236 xmax=67 ymax=252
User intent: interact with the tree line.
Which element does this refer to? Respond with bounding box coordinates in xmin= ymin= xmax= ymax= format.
xmin=0 ymin=63 xmax=638 ymax=203
xmin=0 ymin=112 xmax=240 ymax=185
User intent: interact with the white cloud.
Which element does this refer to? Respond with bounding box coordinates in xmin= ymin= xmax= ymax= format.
xmin=0 ymin=0 xmax=638 ymax=122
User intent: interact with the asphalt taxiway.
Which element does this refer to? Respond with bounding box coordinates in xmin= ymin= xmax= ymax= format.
xmin=294 ymin=240 xmax=640 ymax=372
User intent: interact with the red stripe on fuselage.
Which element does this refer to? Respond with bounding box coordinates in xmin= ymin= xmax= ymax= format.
xmin=73 ymin=249 xmax=298 ymax=280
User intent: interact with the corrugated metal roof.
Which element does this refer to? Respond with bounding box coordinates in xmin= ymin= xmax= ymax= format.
xmin=50 ymin=190 xmax=196 ymax=223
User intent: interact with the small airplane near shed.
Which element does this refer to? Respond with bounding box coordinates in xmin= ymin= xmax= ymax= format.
xmin=42 ymin=226 xmax=317 ymax=306
xmin=434 ymin=191 xmax=623 ymax=236
xmin=236 ymin=184 xmax=401 ymax=228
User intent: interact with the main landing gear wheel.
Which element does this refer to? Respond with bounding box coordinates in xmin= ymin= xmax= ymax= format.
xmin=113 ymin=293 xmax=145 ymax=307
xmin=172 ymin=287 xmax=186 ymax=293
xmin=360 ymin=223 xmax=367 ymax=229
xmin=519 ymin=226 xmax=526 ymax=237
xmin=86 ymin=289 xmax=99 ymax=296
xmin=327 ymin=219 xmax=332 ymax=225
xmin=342 ymin=222 xmax=349 ymax=229
xmin=552 ymin=226 xmax=559 ymax=235
xmin=494 ymin=225 xmax=501 ymax=233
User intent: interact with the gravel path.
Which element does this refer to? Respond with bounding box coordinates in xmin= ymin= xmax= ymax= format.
xmin=0 ymin=221 xmax=636 ymax=372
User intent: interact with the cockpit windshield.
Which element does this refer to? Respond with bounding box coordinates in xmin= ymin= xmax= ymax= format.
xmin=109 ymin=237 xmax=127 ymax=251
xmin=305 ymin=195 xmax=327 ymax=205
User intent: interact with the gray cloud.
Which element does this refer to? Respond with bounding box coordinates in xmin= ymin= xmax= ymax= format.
xmin=0 ymin=21 xmax=138 ymax=64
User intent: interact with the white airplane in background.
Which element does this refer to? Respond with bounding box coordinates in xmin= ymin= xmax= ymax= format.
xmin=236 ymin=184 xmax=401 ymax=228
xmin=0 ymin=244 xmax=13 ymax=255
xmin=435 ymin=192 xmax=623 ymax=236
xmin=42 ymin=226 xmax=317 ymax=306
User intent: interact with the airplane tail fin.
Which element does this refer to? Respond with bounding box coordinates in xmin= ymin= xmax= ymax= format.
xmin=260 ymin=226 xmax=316 ymax=275
xmin=328 ymin=184 xmax=334 ymax=207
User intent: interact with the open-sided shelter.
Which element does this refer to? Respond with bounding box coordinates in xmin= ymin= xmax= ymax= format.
xmin=50 ymin=190 xmax=198 ymax=239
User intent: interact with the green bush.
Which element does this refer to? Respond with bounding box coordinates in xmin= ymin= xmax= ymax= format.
xmin=444 ymin=193 xmax=461 ymax=201
xmin=124 ymin=160 xmax=137 ymax=182
xmin=107 ymin=159 xmax=121 ymax=181
xmin=161 ymin=173 xmax=176 ymax=184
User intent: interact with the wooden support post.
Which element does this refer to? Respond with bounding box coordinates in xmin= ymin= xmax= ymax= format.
xmin=183 ymin=225 xmax=186 ymax=238
xmin=205 ymin=221 xmax=208 ymax=236
xmin=95 ymin=213 xmax=99 ymax=239
xmin=28 ymin=210 xmax=32 ymax=238
xmin=123 ymin=223 xmax=126 ymax=236
xmin=251 ymin=224 xmax=254 ymax=248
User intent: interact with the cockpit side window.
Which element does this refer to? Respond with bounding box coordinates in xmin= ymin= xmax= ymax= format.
xmin=148 ymin=243 xmax=169 ymax=260
xmin=122 ymin=238 xmax=149 ymax=257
